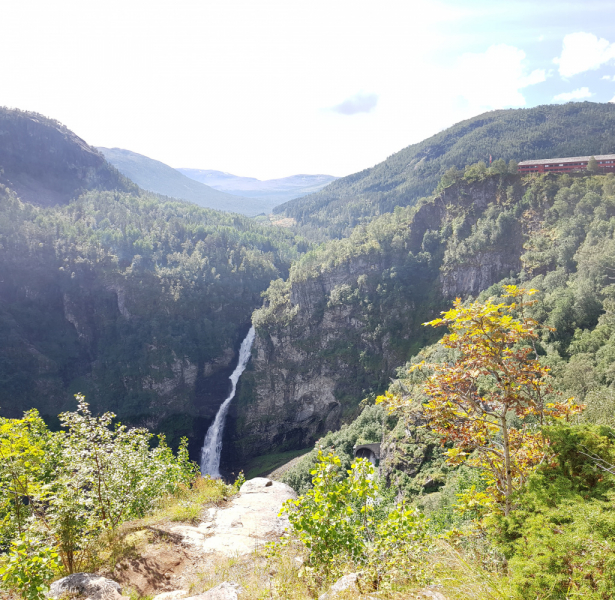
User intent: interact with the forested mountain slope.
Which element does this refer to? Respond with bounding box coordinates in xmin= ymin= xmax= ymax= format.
xmin=0 ymin=108 xmax=137 ymax=206
xmin=0 ymin=183 xmax=304 ymax=457
xmin=272 ymin=102 xmax=615 ymax=239
xmin=226 ymin=169 xmax=615 ymax=469
xmin=99 ymin=148 xmax=277 ymax=216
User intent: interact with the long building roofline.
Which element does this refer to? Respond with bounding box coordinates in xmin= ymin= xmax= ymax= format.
xmin=518 ymin=154 xmax=615 ymax=166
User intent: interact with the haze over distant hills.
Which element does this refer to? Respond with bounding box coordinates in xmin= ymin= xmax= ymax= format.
xmin=178 ymin=169 xmax=337 ymax=204
xmin=98 ymin=148 xmax=278 ymax=216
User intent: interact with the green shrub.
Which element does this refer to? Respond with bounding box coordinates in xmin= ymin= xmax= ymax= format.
xmin=509 ymin=498 xmax=615 ymax=599
xmin=280 ymin=450 xmax=429 ymax=589
xmin=0 ymin=397 xmax=198 ymax=575
xmin=0 ymin=537 xmax=60 ymax=600
xmin=490 ymin=424 xmax=615 ymax=599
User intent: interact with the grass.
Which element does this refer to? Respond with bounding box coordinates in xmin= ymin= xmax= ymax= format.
xmin=180 ymin=537 xmax=517 ymax=600
xmin=186 ymin=543 xmax=330 ymax=600
xmin=152 ymin=476 xmax=235 ymax=523
xmin=243 ymin=449 xmax=311 ymax=480
xmin=90 ymin=477 xmax=236 ymax=577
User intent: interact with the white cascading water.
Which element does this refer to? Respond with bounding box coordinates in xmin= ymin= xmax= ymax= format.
xmin=200 ymin=325 xmax=256 ymax=478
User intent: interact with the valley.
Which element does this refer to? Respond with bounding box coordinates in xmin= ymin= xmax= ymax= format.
xmin=3 ymin=103 xmax=615 ymax=474
xmin=3 ymin=100 xmax=615 ymax=598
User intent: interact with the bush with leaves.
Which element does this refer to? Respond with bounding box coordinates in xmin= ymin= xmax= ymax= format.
xmin=381 ymin=286 xmax=583 ymax=517
xmin=0 ymin=395 xmax=198 ymax=589
xmin=490 ymin=424 xmax=615 ymax=599
xmin=0 ymin=537 xmax=60 ymax=600
xmin=279 ymin=449 xmax=429 ymax=589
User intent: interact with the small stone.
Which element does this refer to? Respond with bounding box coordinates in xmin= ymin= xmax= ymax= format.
xmin=186 ymin=582 xmax=242 ymax=600
xmin=318 ymin=572 xmax=361 ymax=600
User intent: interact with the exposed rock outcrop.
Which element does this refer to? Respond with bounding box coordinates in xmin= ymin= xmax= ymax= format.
xmin=227 ymin=176 xmax=527 ymax=464
xmin=169 ymin=478 xmax=296 ymax=556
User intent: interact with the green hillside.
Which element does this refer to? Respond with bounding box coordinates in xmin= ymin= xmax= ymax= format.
xmin=273 ymin=102 xmax=615 ymax=238
xmin=236 ymin=167 xmax=615 ymax=465
xmin=0 ymin=183 xmax=306 ymax=457
xmin=99 ymin=148 xmax=280 ymax=216
xmin=0 ymin=108 xmax=137 ymax=206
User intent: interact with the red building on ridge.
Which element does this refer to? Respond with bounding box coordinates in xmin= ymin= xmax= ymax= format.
xmin=517 ymin=154 xmax=615 ymax=174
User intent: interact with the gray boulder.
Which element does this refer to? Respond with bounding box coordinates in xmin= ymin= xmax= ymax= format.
xmin=48 ymin=573 xmax=126 ymax=600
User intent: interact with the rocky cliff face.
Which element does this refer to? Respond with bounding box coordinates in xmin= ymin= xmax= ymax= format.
xmin=225 ymin=175 xmax=528 ymax=466
xmin=0 ymin=249 xmax=249 ymax=457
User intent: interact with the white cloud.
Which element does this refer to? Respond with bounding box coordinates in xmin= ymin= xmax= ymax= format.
xmin=451 ymin=44 xmax=546 ymax=110
xmin=603 ymin=75 xmax=615 ymax=81
xmin=553 ymin=87 xmax=593 ymax=102
xmin=611 ymin=95 xmax=615 ymax=104
xmin=555 ymin=32 xmax=615 ymax=77
xmin=330 ymin=93 xmax=379 ymax=116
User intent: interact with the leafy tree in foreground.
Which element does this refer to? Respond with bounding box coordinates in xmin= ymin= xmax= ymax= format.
xmin=0 ymin=396 xmax=198 ymax=583
xmin=382 ymin=286 xmax=583 ymax=516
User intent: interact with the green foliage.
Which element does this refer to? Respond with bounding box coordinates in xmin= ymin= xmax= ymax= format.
xmin=0 ymin=185 xmax=306 ymax=449
xmin=283 ymin=451 xmax=376 ymax=568
xmin=281 ymin=405 xmax=387 ymax=494
xmin=588 ymin=155 xmax=600 ymax=174
xmin=488 ymin=424 xmax=615 ymax=599
xmin=280 ymin=450 xmax=429 ymax=588
xmin=0 ymin=398 xmax=198 ymax=577
xmin=273 ymin=102 xmax=615 ymax=239
xmin=233 ymin=470 xmax=246 ymax=491
xmin=0 ymin=537 xmax=61 ymax=600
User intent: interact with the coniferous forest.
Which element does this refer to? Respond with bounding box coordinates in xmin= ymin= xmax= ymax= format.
xmin=3 ymin=102 xmax=615 ymax=598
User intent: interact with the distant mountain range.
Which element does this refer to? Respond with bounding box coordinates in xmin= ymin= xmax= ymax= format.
xmin=99 ymin=148 xmax=337 ymax=216
xmin=98 ymin=148 xmax=277 ymax=216
xmin=178 ymin=169 xmax=337 ymax=203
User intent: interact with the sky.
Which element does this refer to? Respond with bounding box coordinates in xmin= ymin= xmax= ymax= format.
xmin=2 ymin=0 xmax=615 ymax=180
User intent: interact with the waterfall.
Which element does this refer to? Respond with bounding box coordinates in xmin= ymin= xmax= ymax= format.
xmin=200 ymin=325 xmax=256 ymax=478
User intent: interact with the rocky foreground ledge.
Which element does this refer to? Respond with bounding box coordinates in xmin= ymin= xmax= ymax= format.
xmin=47 ymin=477 xmax=446 ymax=600
xmin=169 ymin=477 xmax=296 ymax=556
xmin=47 ymin=478 xmax=296 ymax=600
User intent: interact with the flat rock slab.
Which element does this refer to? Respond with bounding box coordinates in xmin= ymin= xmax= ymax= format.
xmin=170 ymin=478 xmax=296 ymax=556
